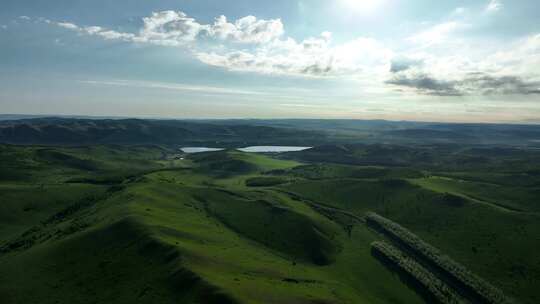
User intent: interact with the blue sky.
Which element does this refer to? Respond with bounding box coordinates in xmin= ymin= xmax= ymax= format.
xmin=1 ymin=0 xmax=539 ymax=122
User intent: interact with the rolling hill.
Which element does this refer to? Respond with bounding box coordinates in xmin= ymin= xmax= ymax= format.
xmin=1 ymin=119 xmax=539 ymax=303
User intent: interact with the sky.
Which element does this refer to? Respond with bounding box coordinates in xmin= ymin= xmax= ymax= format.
xmin=0 ymin=0 xmax=539 ymax=123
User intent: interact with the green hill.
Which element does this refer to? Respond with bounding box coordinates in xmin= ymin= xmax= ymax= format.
xmin=1 ymin=143 xmax=538 ymax=303
xmin=0 ymin=145 xmax=424 ymax=304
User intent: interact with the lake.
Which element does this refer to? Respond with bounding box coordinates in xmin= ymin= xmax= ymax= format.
xmin=180 ymin=146 xmax=312 ymax=154
xmin=237 ymin=146 xmax=312 ymax=153
xmin=180 ymin=147 xmax=225 ymax=153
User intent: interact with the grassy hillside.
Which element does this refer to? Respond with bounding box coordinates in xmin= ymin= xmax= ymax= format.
xmin=410 ymin=176 xmax=540 ymax=212
xmin=1 ymin=142 xmax=538 ymax=303
xmin=278 ymin=173 xmax=540 ymax=303
xmin=0 ymin=145 xmax=426 ymax=304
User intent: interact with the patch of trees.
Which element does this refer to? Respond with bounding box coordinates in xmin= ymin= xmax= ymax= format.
xmin=381 ymin=178 xmax=410 ymax=188
xmin=438 ymin=193 xmax=468 ymax=207
xmin=245 ymin=177 xmax=288 ymax=187
xmin=366 ymin=212 xmax=512 ymax=304
xmin=371 ymin=241 xmax=465 ymax=304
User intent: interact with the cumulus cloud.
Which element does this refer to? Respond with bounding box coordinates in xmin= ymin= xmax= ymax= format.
xmin=387 ymin=28 xmax=540 ymax=96
xmin=40 ymin=10 xmax=540 ymax=96
xmin=49 ymin=11 xmax=390 ymax=78
xmin=195 ymin=35 xmax=392 ymax=77
xmin=52 ymin=10 xmax=284 ymax=46
xmin=136 ymin=11 xmax=208 ymax=45
xmin=211 ymin=15 xmax=284 ymax=44
xmin=486 ymin=0 xmax=503 ymax=12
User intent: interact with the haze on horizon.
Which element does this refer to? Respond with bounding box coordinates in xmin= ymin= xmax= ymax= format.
xmin=1 ymin=0 xmax=539 ymax=123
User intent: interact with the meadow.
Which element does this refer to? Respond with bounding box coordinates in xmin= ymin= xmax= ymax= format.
xmin=1 ymin=142 xmax=539 ymax=303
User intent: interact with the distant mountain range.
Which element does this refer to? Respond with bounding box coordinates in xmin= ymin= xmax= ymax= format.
xmin=0 ymin=114 xmax=127 ymax=121
xmin=0 ymin=117 xmax=323 ymax=146
xmin=1 ymin=117 xmax=540 ymax=146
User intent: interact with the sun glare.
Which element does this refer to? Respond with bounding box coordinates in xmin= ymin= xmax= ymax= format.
xmin=341 ymin=0 xmax=385 ymax=14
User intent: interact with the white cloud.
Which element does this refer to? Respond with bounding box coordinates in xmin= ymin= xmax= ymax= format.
xmin=79 ymin=79 xmax=268 ymax=96
xmin=387 ymin=33 xmax=540 ymax=96
xmin=136 ymin=11 xmax=208 ymax=45
xmin=52 ymin=10 xmax=284 ymax=47
xmin=210 ymin=15 xmax=284 ymax=44
xmin=196 ymin=34 xmax=392 ymax=78
xmin=407 ymin=22 xmax=467 ymax=47
xmin=84 ymin=26 xmax=103 ymax=34
xmin=48 ymin=11 xmax=390 ymax=78
xmin=19 ymin=16 xmax=30 ymax=20
xmin=96 ymin=30 xmax=136 ymax=41
xmin=479 ymin=34 xmax=540 ymax=76
xmin=387 ymin=3 xmax=540 ymax=96
xmin=1 ymin=25 xmax=7 ymax=30
xmin=57 ymin=22 xmax=80 ymax=30
xmin=486 ymin=0 xmax=503 ymax=12
xmin=40 ymin=10 xmax=540 ymax=96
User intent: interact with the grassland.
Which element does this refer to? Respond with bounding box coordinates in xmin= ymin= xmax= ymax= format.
xmin=0 ymin=145 xmax=423 ymax=304
xmin=1 ymin=143 xmax=538 ymax=303
xmin=410 ymin=176 xmax=540 ymax=212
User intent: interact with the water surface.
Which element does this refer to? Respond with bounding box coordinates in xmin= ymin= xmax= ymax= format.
xmin=237 ymin=146 xmax=312 ymax=153
xmin=181 ymin=146 xmax=312 ymax=154
xmin=180 ymin=147 xmax=224 ymax=153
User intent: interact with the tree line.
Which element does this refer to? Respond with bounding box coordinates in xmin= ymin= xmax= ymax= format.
xmin=366 ymin=212 xmax=513 ymax=304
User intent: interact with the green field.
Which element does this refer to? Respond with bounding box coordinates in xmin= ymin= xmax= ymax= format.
xmin=1 ymin=144 xmax=539 ymax=303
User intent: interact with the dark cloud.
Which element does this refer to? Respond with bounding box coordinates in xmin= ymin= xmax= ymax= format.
xmin=464 ymin=73 xmax=540 ymax=95
xmin=301 ymin=63 xmax=332 ymax=75
xmin=386 ymin=71 xmax=540 ymax=96
xmin=389 ymin=58 xmax=423 ymax=73
xmin=386 ymin=74 xmax=461 ymax=96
